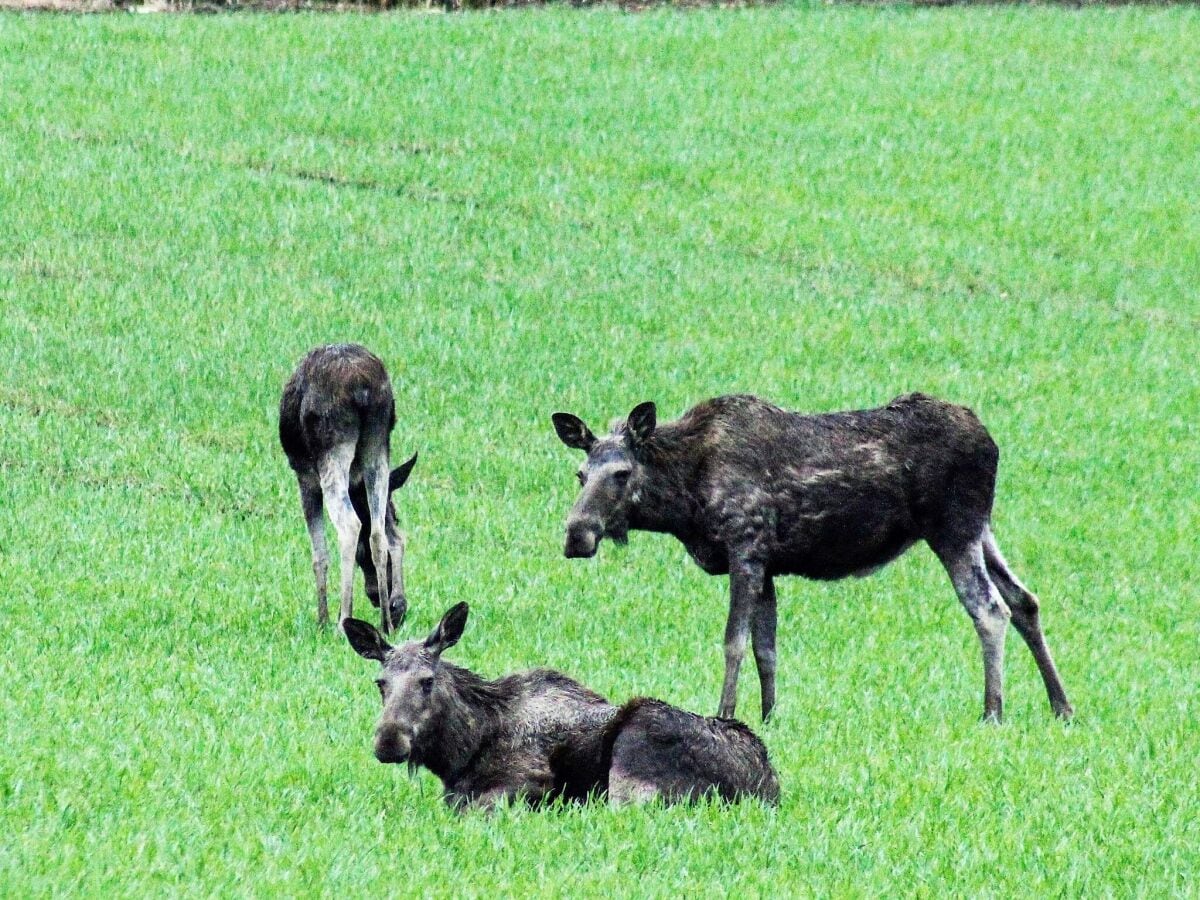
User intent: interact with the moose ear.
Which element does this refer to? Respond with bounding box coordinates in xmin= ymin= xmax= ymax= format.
xmin=344 ymin=618 xmax=392 ymax=662
xmin=625 ymin=402 xmax=657 ymax=446
xmin=389 ymin=452 xmax=418 ymax=493
xmin=552 ymin=413 xmax=596 ymax=452
xmin=425 ymin=602 xmax=469 ymax=656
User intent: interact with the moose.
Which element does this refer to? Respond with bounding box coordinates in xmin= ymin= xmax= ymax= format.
xmin=344 ymin=603 xmax=779 ymax=810
xmin=280 ymin=344 xmax=417 ymax=633
xmin=552 ymin=393 xmax=1073 ymax=724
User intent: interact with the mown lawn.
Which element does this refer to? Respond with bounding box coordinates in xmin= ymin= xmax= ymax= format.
xmin=1 ymin=4 xmax=1197 ymax=895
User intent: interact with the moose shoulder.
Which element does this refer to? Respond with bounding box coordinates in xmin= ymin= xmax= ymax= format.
xmin=552 ymin=393 xmax=1073 ymax=724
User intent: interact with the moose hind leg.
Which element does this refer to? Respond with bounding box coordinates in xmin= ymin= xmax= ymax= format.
xmin=318 ymin=442 xmax=360 ymax=629
xmin=751 ymin=576 xmax=778 ymax=722
xmin=934 ymin=536 xmax=1011 ymax=722
xmin=983 ymin=529 xmax=1073 ymax=719
xmin=362 ymin=452 xmax=395 ymax=633
xmin=608 ymin=772 xmax=662 ymax=807
xmin=298 ymin=475 xmax=329 ymax=625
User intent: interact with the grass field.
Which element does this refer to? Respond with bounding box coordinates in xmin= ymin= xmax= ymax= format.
xmin=2 ymin=4 xmax=1198 ymax=895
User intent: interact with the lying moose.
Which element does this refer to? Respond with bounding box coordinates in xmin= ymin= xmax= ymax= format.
xmin=344 ymin=603 xmax=779 ymax=810
xmin=553 ymin=393 xmax=1073 ymax=724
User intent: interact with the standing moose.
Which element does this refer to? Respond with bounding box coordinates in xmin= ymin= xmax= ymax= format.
xmin=280 ymin=344 xmax=417 ymax=633
xmin=552 ymin=393 xmax=1073 ymax=724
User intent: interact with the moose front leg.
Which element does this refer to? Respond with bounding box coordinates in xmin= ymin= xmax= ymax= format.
xmin=386 ymin=528 xmax=407 ymax=633
xmin=448 ymin=767 xmax=554 ymax=812
xmin=445 ymin=789 xmax=513 ymax=813
xmin=751 ymin=576 xmax=778 ymax=722
xmin=718 ymin=556 xmax=766 ymax=719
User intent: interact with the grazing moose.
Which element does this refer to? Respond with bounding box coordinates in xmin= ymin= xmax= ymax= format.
xmin=552 ymin=393 xmax=1073 ymax=724
xmin=279 ymin=344 xmax=417 ymax=633
xmin=344 ymin=603 xmax=779 ymax=810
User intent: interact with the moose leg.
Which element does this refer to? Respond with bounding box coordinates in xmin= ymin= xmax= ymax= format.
xmin=386 ymin=527 xmax=407 ymax=631
xmin=318 ymin=442 xmax=360 ymax=630
xmin=751 ymin=576 xmax=778 ymax=722
xmin=608 ymin=772 xmax=661 ymax=807
xmin=719 ymin=556 xmax=765 ymax=719
xmin=983 ymin=529 xmax=1073 ymax=719
xmin=297 ymin=475 xmax=329 ymax=625
xmin=456 ymin=764 xmax=554 ymax=812
xmin=362 ymin=452 xmax=395 ymax=633
xmin=934 ymin=536 xmax=1011 ymax=722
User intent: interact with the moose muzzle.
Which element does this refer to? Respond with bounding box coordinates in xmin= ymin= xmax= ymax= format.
xmin=564 ymin=520 xmax=601 ymax=558
xmin=374 ymin=725 xmax=412 ymax=764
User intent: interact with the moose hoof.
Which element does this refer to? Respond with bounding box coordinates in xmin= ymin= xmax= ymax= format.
xmin=382 ymin=597 xmax=407 ymax=634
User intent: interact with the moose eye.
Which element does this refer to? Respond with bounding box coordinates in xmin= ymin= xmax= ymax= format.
xmin=419 ymin=676 xmax=434 ymax=695
xmin=375 ymin=679 xmax=387 ymax=699
xmin=576 ymin=471 xmax=587 ymax=486
xmin=611 ymin=470 xmax=631 ymax=488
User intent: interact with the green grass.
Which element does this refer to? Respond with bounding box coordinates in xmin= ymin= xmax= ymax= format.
xmin=1 ymin=4 xmax=1198 ymax=895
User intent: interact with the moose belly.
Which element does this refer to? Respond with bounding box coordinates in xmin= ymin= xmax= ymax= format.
xmin=771 ymin=500 xmax=918 ymax=581
xmin=772 ymin=533 xmax=916 ymax=580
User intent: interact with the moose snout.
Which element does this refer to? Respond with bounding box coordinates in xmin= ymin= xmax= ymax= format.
xmin=374 ymin=725 xmax=411 ymax=764
xmin=564 ymin=520 xmax=600 ymax=559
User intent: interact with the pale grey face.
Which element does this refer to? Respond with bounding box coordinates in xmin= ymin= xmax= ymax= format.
xmin=345 ymin=603 xmax=468 ymax=766
xmin=373 ymin=643 xmax=443 ymax=764
xmin=565 ymin=438 xmax=638 ymax=558
xmin=553 ymin=404 xmax=656 ymax=559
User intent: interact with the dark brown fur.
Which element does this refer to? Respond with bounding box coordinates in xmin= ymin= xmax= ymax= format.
xmin=345 ymin=605 xmax=779 ymax=810
xmin=602 ymin=698 xmax=779 ymax=805
xmin=279 ymin=344 xmax=416 ymax=632
xmin=553 ymin=393 xmax=1073 ymax=723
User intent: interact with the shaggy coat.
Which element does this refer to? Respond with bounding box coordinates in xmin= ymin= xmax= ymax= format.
xmin=603 ymin=698 xmax=779 ymax=805
xmin=553 ymin=393 xmax=1073 ymax=723
xmin=345 ymin=604 xmax=779 ymax=810
xmin=280 ymin=343 xmax=416 ymax=632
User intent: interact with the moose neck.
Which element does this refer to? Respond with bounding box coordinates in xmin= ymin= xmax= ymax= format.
xmin=415 ymin=665 xmax=513 ymax=785
xmin=627 ymin=435 xmax=704 ymax=541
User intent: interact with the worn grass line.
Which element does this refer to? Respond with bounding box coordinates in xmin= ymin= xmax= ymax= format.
xmin=246 ymin=160 xmax=480 ymax=205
